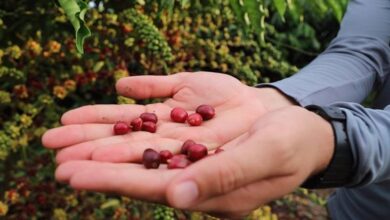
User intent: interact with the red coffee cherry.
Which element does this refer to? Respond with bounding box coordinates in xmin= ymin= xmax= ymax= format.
xmin=159 ymin=150 xmax=173 ymax=163
xmin=168 ymin=155 xmax=192 ymax=169
xmin=181 ymin=139 xmax=196 ymax=154
xmin=142 ymin=121 xmax=157 ymax=133
xmin=113 ymin=121 xmax=130 ymax=135
xmin=131 ymin=117 xmax=143 ymax=131
xmin=196 ymin=105 xmax=215 ymax=120
xmin=187 ymin=144 xmax=208 ymax=161
xmin=140 ymin=112 xmax=158 ymax=123
xmin=170 ymin=107 xmax=188 ymax=123
xmin=187 ymin=113 xmax=203 ymax=126
xmin=143 ymin=148 xmax=161 ymax=169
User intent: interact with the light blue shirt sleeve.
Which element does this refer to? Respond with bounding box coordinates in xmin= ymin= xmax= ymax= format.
xmin=326 ymin=103 xmax=390 ymax=220
xmin=334 ymin=103 xmax=390 ymax=186
xmin=264 ymin=0 xmax=390 ymax=106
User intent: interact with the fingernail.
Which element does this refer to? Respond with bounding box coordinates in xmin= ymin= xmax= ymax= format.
xmin=172 ymin=181 xmax=199 ymax=208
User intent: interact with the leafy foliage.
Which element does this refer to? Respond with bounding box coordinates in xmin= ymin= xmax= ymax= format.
xmin=60 ymin=0 xmax=348 ymax=53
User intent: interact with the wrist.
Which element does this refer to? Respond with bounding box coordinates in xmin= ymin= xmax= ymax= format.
xmin=308 ymin=110 xmax=335 ymax=175
xmin=251 ymin=87 xmax=297 ymax=111
xmin=303 ymin=105 xmax=354 ymax=189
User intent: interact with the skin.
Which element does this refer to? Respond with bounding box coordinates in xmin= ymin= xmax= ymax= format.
xmin=42 ymin=72 xmax=334 ymax=219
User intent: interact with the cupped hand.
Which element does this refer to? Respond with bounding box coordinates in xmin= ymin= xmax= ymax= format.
xmin=42 ymin=72 xmax=292 ymax=164
xmin=54 ymin=106 xmax=334 ymax=219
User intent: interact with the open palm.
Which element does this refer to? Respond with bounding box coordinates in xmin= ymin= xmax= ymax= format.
xmin=43 ymin=72 xmax=269 ymax=164
xmin=53 ymin=106 xmax=327 ymax=219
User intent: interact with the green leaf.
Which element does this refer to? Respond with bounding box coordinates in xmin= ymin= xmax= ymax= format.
xmin=326 ymin=0 xmax=343 ymax=22
xmin=180 ymin=0 xmax=190 ymax=8
xmin=229 ymin=0 xmax=248 ymax=33
xmin=242 ymin=0 xmax=264 ymax=34
xmin=58 ymin=0 xmax=91 ymax=54
xmin=273 ymin=0 xmax=286 ymax=21
xmin=159 ymin=0 xmax=175 ymax=16
xmin=93 ymin=61 xmax=105 ymax=72
xmin=100 ymin=199 xmax=120 ymax=209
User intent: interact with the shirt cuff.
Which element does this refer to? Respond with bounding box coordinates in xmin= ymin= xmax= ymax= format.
xmin=256 ymin=80 xmax=309 ymax=107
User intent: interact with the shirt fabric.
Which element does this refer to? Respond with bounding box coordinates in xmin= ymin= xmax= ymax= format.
xmin=260 ymin=0 xmax=390 ymax=219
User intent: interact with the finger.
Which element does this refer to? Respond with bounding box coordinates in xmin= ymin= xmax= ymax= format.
xmin=55 ymin=132 xmax=153 ymax=163
xmin=58 ymin=161 xmax=180 ymax=203
xmin=44 ymin=114 xmax=182 ymax=149
xmin=61 ymin=102 xmax=182 ymax=125
xmin=42 ymin=124 xmax=117 ymax=148
xmin=54 ymin=120 xmax=226 ymax=164
xmin=116 ymin=73 xmax=187 ymax=99
xmin=191 ymin=175 xmax=301 ymax=218
xmin=91 ymin=138 xmax=183 ymax=163
xmin=56 ymin=138 xmax=123 ymax=164
xmin=166 ymin=131 xmax=287 ymax=209
xmin=55 ymin=160 xmax=125 ymax=182
xmin=61 ymin=104 xmax=146 ymax=125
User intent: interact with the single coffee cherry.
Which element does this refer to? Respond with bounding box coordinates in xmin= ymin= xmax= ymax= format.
xmin=215 ymin=147 xmax=224 ymax=154
xmin=113 ymin=121 xmax=130 ymax=135
xmin=131 ymin=117 xmax=143 ymax=131
xmin=187 ymin=113 xmax=203 ymax=126
xmin=168 ymin=155 xmax=192 ymax=169
xmin=140 ymin=112 xmax=158 ymax=123
xmin=159 ymin=150 xmax=173 ymax=163
xmin=196 ymin=105 xmax=215 ymax=120
xmin=143 ymin=148 xmax=161 ymax=169
xmin=181 ymin=139 xmax=196 ymax=154
xmin=187 ymin=144 xmax=208 ymax=161
xmin=170 ymin=107 xmax=188 ymax=123
xmin=142 ymin=121 xmax=157 ymax=133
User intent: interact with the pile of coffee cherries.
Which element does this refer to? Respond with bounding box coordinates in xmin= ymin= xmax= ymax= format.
xmin=113 ymin=112 xmax=158 ymax=135
xmin=143 ymin=140 xmax=224 ymax=169
xmin=112 ymin=105 xmax=222 ymax=169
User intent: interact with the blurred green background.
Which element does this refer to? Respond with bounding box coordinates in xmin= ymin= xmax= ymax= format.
xmin=0 ymin=0 xmax=347 ymax=219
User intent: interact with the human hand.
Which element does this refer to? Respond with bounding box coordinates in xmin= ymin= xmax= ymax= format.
xmin=53 ymin=106 xmax=334 ymax=219
xmin=42 ymin=72 xmax=293 ymax=164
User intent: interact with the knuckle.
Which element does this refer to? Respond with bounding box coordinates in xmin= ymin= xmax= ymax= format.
xmin=271 ymin=140 xmax=293 ymax=164
xmin=213 ymin=161 xmax=245 ymax=195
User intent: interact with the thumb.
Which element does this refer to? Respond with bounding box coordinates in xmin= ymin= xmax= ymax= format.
xmin=116 ymin=72 xmax=188 ymax=99
xmin=166 ymin=133 xmax=279 ymax=209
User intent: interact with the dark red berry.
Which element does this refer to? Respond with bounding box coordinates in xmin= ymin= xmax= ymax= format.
xmin=187 ymin=144 xmax=208 ymax=161
xmin=187 ymin=113 xmax=203 ymax=126
xmin=131 ymin=117 xmax=143 ymax=131
xmin=196 ymin=105 xmax=215 ymax=120
xmin=113 ymin=121 xmax=130 ymax=135
xmin=36 ymin=194 xmax=46 ymax=205
xmin=168 ymin=154 xmax=192 ymax=169
xmin=170 ymin=107 xmax=188 ymax=123
xmin=24 ymin=203 xmax=36 ymax=215
xmin=140 ymin=112 xmax=158 ymax=123
xmin=143 ymin=148 xmax=161 ymax=169
xmin=142 ymin=121 xmax=157 ymax=133
xmin=215 ymin=147 xmax=224 ymax=154
xmin=159 ymin=150 xmax=173 ymax=163
xmin=181 ymin=139 xmax=196 ymax=154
